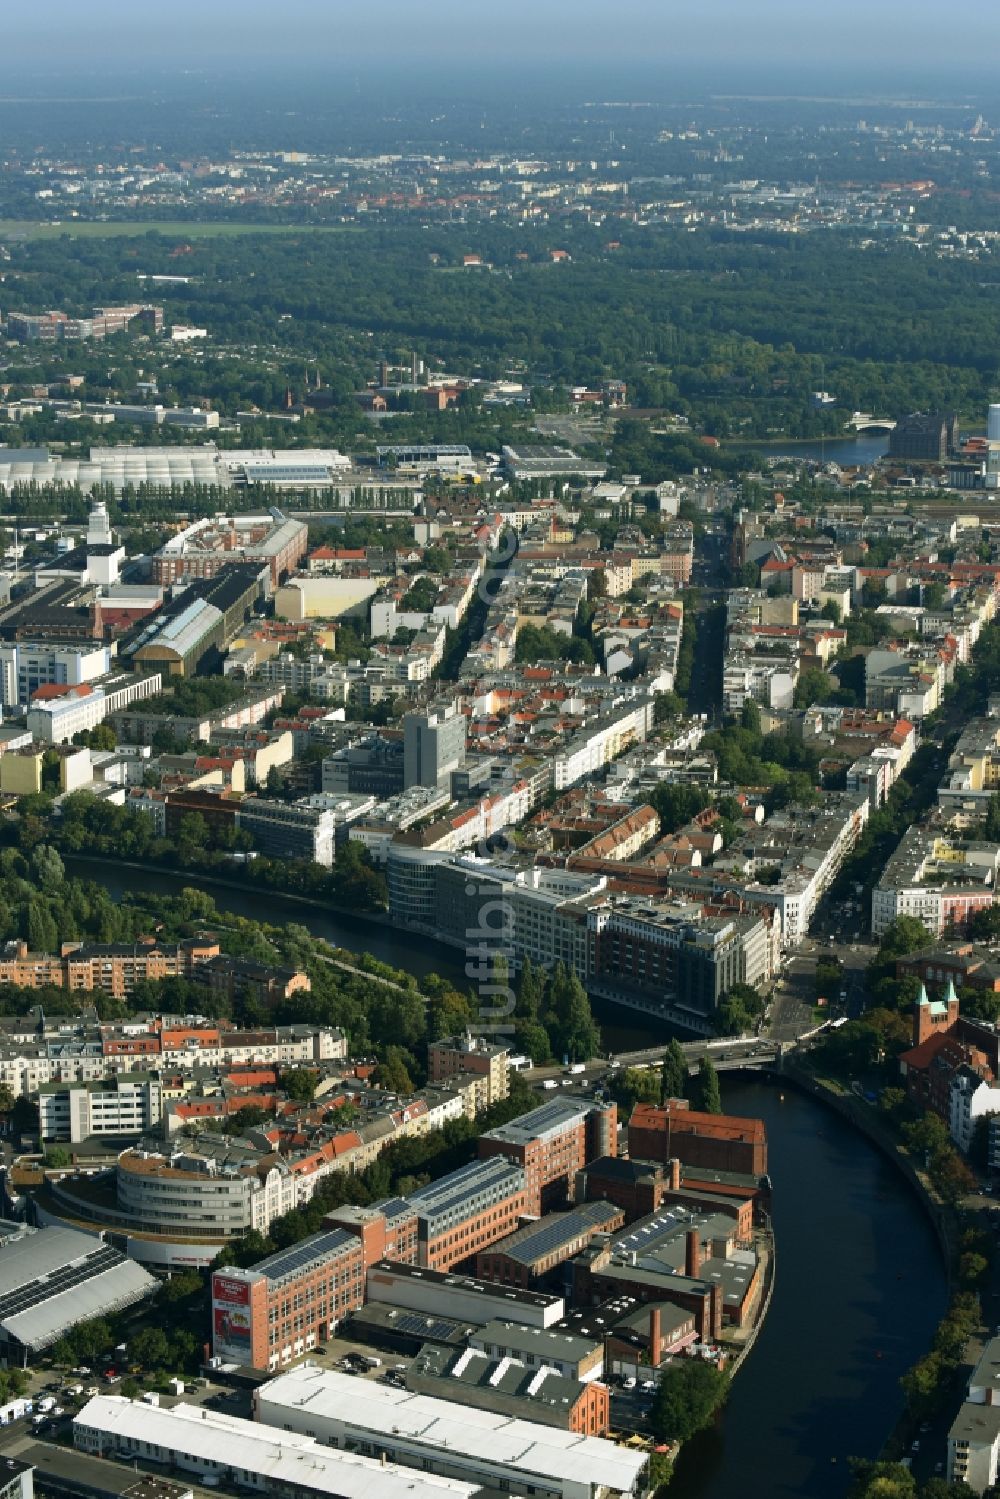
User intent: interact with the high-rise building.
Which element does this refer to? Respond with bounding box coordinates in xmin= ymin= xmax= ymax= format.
xmin=403 ymin=704 xmax=466 ymax=789
xmin=888 ymin=412 xmax=959 ymax=463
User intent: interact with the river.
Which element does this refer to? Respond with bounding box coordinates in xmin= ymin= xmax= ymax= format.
xmin=64 ymin=857 xmax=467 ymax=984
xmin=735 ymin=434 xmax=891 ymax=467
xmin=670 ymin=1077 xmax=947 ymax=1499
xmin=69 ymin=860 xmax=949 ymax=1495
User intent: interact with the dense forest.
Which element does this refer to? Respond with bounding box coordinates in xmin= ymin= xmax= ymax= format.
xmin=3 ymin=220 xmax=999 ymax=446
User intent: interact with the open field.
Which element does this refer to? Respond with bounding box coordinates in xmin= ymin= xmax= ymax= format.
xmin=0 ymin=219 xmax=352 ymax=241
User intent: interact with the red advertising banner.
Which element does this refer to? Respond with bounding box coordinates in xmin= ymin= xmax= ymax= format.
xmin=213 ymin=1276 xmax=250 ymax=1306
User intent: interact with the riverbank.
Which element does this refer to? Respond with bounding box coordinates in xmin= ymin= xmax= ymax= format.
xmin=61 ymin=854 xmax=466 ymax=983
xmin=67 ymin=853 xmax=390 ymax=928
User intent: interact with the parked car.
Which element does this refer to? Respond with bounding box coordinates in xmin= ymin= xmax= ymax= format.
xmin=622 ymin=1376 xmax=637 ymax=1391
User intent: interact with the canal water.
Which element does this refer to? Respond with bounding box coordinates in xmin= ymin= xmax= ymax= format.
xmin=69 ymin=860 xmax=949 ymax=1494
xmin=735 ymin=434 xmax=891 ymax=467
xmin=670 ymin=1077 xmax=947 ymax=1499
xmin=64 ymin=857 xmax=467 ymax=984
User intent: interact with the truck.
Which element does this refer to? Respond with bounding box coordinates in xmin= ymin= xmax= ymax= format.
xmin=565 ymin=1063 xmax=586 ymax=1076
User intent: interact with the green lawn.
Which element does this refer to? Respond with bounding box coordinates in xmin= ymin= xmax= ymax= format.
xmin=0 ymin=219 xmax=352 ymax=241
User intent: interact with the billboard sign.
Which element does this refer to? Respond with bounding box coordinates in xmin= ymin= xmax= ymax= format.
xmin=213 ymin=1276 xmax=250 ymax=1306
xmin=213 ymin=1302 xmax=252 ymax=1360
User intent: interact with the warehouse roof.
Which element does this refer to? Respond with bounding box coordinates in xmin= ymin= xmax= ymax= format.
xmin=0 ymin=1227 xmax=156 ymax=1351
xmin=480 ymin=1096 xmax=594 ymax=1147
xmin=75 ymin=1397 xmax=477 ymax=1499
xmin=258 ymin=1364 xmax=648 ymax=1495
xmin=473 ymin=1318 xmax=600 ymax=1363
xmin=480 ymin=1202 xmax=621 ymax=1269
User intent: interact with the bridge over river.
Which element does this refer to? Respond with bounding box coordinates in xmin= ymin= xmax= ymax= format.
xmin=524 ymin=1036 xmax=784 ymax=1086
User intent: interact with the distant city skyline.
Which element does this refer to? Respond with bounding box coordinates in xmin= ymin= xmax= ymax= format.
xmin=4 ymin=0 xmax=1000 ymax=77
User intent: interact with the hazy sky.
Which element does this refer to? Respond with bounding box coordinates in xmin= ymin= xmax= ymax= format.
xmin=5 ymin=0 xmax=999 ymax=74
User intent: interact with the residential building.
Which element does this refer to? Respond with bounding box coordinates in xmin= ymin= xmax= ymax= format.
xmin=152 ymin=512 xmax=308 ymax=590
xmin=237 ymin=797 xmax=338 ymax=866
xmin=947 ymin=1336 xmax=1000 ymax=1492
xmin=872 ymin=827 xmax=1000 ymax=939
xmin=427 ymin=1035 xmax=510 ymax=1106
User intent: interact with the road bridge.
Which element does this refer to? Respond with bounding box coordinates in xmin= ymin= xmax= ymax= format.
xmin=612 ymin=1038 xmax=784 ymax=1073
xmin=846 ymin=412 xmax=896 ymax=432
xmin=524 ymin=1037 xmax=784 ymax=1087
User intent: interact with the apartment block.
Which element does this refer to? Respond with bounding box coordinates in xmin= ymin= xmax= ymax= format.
xmin=871 ymin=825 xmax=1000 ymax=939
xmin=38 ymin=1072 xmax=162 ymax=1144
xmin=237 ymin=797 xmax=338 ymax=865
xmin=427 ymin=1034 xmax=511 ymax=1106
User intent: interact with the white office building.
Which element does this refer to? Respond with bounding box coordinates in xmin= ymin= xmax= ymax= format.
xmin=38 ymin=1072 xmax=162 ymax=1144
xmin=254 ymin=1364 xmax=648 ymax=1499
xmin=74 ymin=1397 xmax=477 ymax=1499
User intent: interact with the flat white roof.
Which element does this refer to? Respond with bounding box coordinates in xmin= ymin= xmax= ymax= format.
xmin=75 ymin=1396 xmax=476 ymax=1499
xmin=257 ymin=1365 xmax=647 ymax=1494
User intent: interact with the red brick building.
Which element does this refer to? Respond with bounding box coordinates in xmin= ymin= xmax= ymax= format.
xmin=210 ymin=1201 xmax=419 ymax=1371
xmin=577 ymin=1155 xmax=755 ymax=1237
xmin=628 ymin=1101 xmax=768 ymax=1177
xmin=476 ymin=1201 xmax=624 ymax=1289
xmin=210 ymin=1157 xmax=531 ymax=1369
xmin=899 ymin=979 xmax=997 ymax=1115
xmin=479 ymin=1097 xmax=617 ymax=1216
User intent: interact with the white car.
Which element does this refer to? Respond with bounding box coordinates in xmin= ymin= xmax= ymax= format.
xmin=622 ymin=1376 xmax=637 ymax=1391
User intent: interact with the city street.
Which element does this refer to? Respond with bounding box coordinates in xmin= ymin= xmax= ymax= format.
xmin=766 ymin=930 xmax=875 ymax=1042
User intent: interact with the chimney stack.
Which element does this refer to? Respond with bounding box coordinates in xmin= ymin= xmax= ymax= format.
xmin=668 ymin=1157 xmax=681 ymax=1191
xmin=685 ymin=1228 xmax=701 ymax=1279
xmin=648 ymin=1306 xmax=662 ymax=1368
